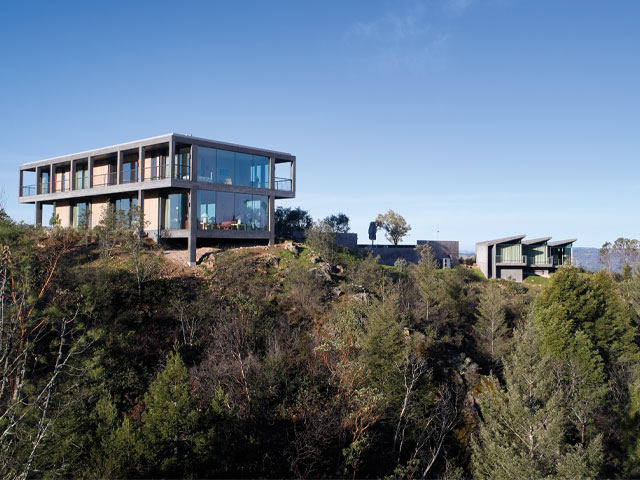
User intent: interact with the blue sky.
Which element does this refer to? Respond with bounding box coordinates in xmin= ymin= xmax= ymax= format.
xmin=1 ymin=0 xmax=638 ymax=250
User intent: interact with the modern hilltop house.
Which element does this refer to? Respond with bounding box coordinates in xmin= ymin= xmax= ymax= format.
xmin=18 ymin=133 xmax=296 ymax=265
xmin=475 ymin=234 xmax=575 ymax=282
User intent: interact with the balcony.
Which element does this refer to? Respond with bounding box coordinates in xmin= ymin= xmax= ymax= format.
xmin=528 ymin=256 xmax=553 ymax=266
xmin=173 ymin=164 xmax=190 ymax=180
xmin=55 ymin=179 xmax=71 ymax=192
xmin=121 ymin=167 xmax=139 ymax=184
xmin=496 ymin=255 xmax=526 ymax=265
xmin=38 ymin=182 xmax=51 ymax=195
xmin=93 ymin=171 xmax=117 ymax=187
xmin=275 ymin=177 xmax=292 ymax=191
xmin=21 ymin=184 xmax=36 ymax=196
xmin=144 ymin=164 xmax=169 ymax=181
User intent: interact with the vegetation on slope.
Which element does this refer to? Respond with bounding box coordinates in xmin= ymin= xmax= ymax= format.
xmin=1 ymin=208 xmax=639 ymax=479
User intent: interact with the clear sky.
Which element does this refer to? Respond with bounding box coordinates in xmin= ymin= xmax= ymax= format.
xmin=1 ymin=0 xmax=638 ymax=251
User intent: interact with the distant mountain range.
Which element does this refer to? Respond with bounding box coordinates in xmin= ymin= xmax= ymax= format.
xmin=461 ymin=247 xmax=618 ymax=273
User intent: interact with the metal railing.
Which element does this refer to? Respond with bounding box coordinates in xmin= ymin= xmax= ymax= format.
xmin=528 ymin=256 xmax=553 ymax=266
xmin=21 ymin=184 xmax=36 ymax=196
xmin=73 ymin=176 xmax=90 ymax=190
xmin=38 ymin=182 xmax=51 ymax=194
xmin=275 ymin=177 xmax=292 ymax=191
xmin=173 ymin=164 xmax=191 ymax=180
xmin=55 ymin=179 xmax=71 ymax=192
xmin=144 ymin=165 xmax=169 ymax=181
xmin=496 ymin=255 xmax=526 ymax=264
xmin=93 ymin=171 xmax=117 ymax=187
xmin=121 ymin=167 xmax=139 ymax=184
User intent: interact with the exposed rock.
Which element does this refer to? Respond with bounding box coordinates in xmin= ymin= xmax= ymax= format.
xmin=330 ymin=286 xmax=342 ymax=297
xmin=310 ymin=263 xmax=332 ymax=282
xmin=308 ymin=254 xmax=322 ymax=264
xmin=332 ymin=264 xmax=344 ymax=275
xmin=348 ymin=292 xmax=370 ymax=303
xmin=263 ymin=254 xmax=280 ymax=267
xmin=284 ymin=242 xmax=301 ymax=255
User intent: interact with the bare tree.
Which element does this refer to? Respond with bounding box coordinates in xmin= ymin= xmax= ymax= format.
xmin=392 ymin=349 xmax=428 ymax=464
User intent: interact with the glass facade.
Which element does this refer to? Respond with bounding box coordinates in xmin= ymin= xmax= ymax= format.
xmin=550 ymin=246 xmax=573 ymax=266
xmin=75 ymin=165 xmax=89 ymax=189
xmin=197 ymin=146 xmax=269 ymax=188
xmin=496 ymin=244 xmax=522 ymax=263
xmin=115 ymin=197 xmax=137 ymax=216
xmin=72 ymin=202 xmax=89 ymax=227
xmin=524 ymin=245 xmax=548 ymax=264
xmin=147 ymin=155 xmax=168 ymax=180
xmin=197 ymin=190 xmax=268 ymax=231
xmin=122 ymin=161 xmax=138 ymax=183
xmin=174 ymin=147 xmax=191 ymax=180
xmin=40 ymin=171 xmax=50 ymax=194
xmin=162 ymin=193 xmax=188 ymax=229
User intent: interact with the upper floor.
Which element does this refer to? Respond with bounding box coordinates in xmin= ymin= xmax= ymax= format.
xmin=476 ymin=234 xmax=576 ymax=268
xmin=18 ymin=133 xmax=296 ymax=203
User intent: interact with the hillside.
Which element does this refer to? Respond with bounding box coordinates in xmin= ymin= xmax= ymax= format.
xmin=1 ymin=215 xmax=640 ymax=479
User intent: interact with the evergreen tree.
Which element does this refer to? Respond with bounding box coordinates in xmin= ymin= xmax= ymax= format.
xmin=472 ymin=321 xmax=603 ymax=479
xmin=139 ymin=348 xmax=204 ymax=477
xmin=474 ymin=282 xmax=508 ymax=358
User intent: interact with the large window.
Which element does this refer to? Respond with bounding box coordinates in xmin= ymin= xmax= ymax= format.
xmin=197 ymin=190 xmax=268 ymax=231
xmin=122 ymin=161 xmax=138 ymax=184
xmin=174 ymin=147 xmax=191 ymax=180
xmin=162 ymin=193 xmax=188 ymax=229
xmin=72 ymin=202 xmax=89 ymax=227
xmin=496 ymin=244 xmax=522 ymax=263
xmin=196 ymin=146 xmax=270 ymax=188
xmin=75 ymin=164 xmax=89 ymax=190
xmin=115 ymin=197 xmax=137 ymax=216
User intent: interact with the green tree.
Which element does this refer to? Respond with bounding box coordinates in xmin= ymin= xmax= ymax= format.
xmin=275 ymin=206 xmax=312 ymax=239
xmin=139 ymin=348 xmax=204 ymax=477
xmin=375 ymin=210 xmax=411 ymax=246
xmin=474 ymin=282 xmax=508 ymax=358
xmin=305 ymin=219 xmax=338 ymax=263
xmin=323 ymin=212 xmax=351 ymax=233
xmin=472 ymin=321 xmax=603 ymax=479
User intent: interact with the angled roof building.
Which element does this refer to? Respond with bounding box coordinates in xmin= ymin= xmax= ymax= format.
xmin=18 ymin=133 xmax=296 ymax=265
xmin=475 ymin=235 xmax=576 ymax=282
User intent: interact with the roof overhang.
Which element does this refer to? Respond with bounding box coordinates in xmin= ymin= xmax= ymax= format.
xmin=476 ymin=234 xmax=526 ymax=246
xmin=548 ymin=239 xmax=577 ymax=247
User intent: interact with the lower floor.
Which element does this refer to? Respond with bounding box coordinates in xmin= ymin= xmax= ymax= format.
xmin=34 ymin=187 xmax=276 ymax=265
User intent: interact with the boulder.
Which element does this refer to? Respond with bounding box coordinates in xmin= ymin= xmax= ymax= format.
xmin=284 ymin=242 xmax=301 ymax=255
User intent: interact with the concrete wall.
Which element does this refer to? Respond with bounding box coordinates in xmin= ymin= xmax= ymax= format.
xmin=291 ymin=231 xmax=358 ymax=251
xmin=497 ymin=267 xmax=523 ymax=283
xmin=54 ymin=201 xmax=70 ymax=227
xmin=417 ymin=240 xmax=459 ymax=264
xmin=476 ymin=244 xmax=490 ymax=279
xmin=358 ymin=240 xmax=460 ymax=267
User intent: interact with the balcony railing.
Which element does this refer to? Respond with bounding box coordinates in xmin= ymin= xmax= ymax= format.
xmin=144 ymin=165 xmax=169 ymax=181
xmin=528 ymin=256 xmax=553 ymax=266
xmin=93 ymin=171 xmax=117 ymax=187
xmin=55 ymin=180 xmax=71 ymax=192
xmin=21 ymin=184 xmax=36 ymax=196
xmin=173 ymin=164 xmax=191 ymax=180
xmin=38 ymin=182 xmax=51 ymax=194
xmin=496 ymin=255 xmax=526 ymax=264
xmin=275 ymin=177 xmax=292 ymax=191
xmin=121 ymin=167 xmax=139 ymax=184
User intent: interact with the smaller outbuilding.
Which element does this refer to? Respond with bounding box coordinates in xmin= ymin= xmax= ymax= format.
xmin=475 ymin=235 xmax=575 ymax=282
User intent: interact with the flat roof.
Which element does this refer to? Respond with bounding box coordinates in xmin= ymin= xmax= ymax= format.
xmin=20 ymin=133 xmax=295 ymax=169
